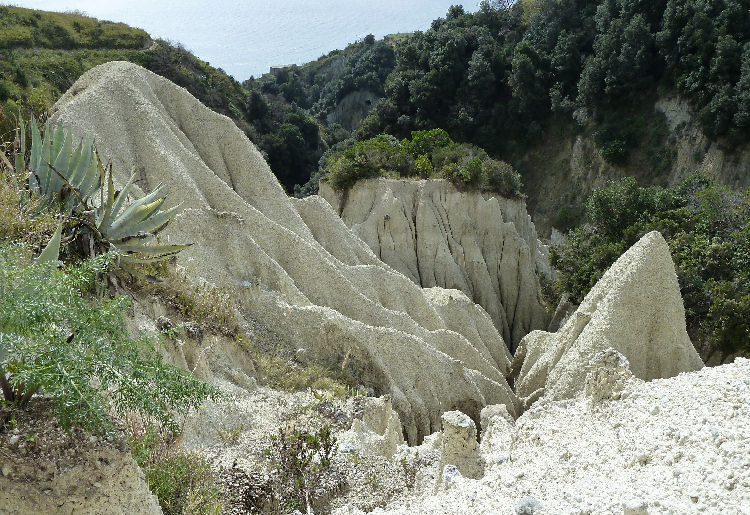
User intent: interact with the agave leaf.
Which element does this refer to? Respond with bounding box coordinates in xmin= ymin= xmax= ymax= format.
xmin=116 ymin=253 xmax=182 ymax=265
xmin=66 ymin=139 xmax=84 ymax=186
xmin=110 ymin=185 xmax=166 ymax=225
xmin=110 ymin=172 xmax=137 ymax=220
xmin=78 ymin=152 xmax=103 ymax=200
xmin=29 ymin=116 xmax=41 ymax=172
xmin=107 ymin=203 xmax=179 ymax=241
xmin=49 ymin=163 xmax=85 ymax=213
xmin=37 ymin=121 xmax=53 ymax=197
xmin=69 ymin=136 xmax=94 ymax=190
xmin=97 ymin=169 xmax=116 ymax=230
xmin=47 ymin=122 xmax=67 ymax=195
xmin=112 ymin=197 xmax=165 ymax=228
xmin=115 ymin=242 xmax=191 ymax=255
xmin=36 ymin=223 xmax=62 ymax=265
xmin=51 ymin=121 xmax=65 ymax=163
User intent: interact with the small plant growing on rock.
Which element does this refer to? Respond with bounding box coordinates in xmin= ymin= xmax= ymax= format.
xmin=265 ymin=424 xmax=338 ymax=513
xmin=127 ymin=418 xmax=224 ymax=514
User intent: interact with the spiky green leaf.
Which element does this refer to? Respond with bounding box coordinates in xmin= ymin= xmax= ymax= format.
xmin=36 ymin=223 xmax=62 ymax=265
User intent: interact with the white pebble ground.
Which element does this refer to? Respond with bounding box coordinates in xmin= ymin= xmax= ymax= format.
xmin=339 ymin=358 xmax=750 ymax=514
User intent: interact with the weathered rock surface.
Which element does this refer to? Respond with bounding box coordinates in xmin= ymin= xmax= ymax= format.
xmin=320 ymin=179 xmax=550 ymax=350
xmin=336 ymin=358 xmax=750 ymax=514
xmin=0 ymin=401 xmax=161 ymax=515
xmin=50 ymin=61 xmax=519 ymax=444
xmin=337 ymin=396 xmax=405 ymax=459
xmin=438 ymin=411 xmax=483 ymax=480
xmin=512 ymin=231 xmax=704 ymax=406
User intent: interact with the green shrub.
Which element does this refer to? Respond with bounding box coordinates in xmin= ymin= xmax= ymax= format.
xmin=407 ymin=128 xmax=452 ymax=157
xmin=324 ymin=129 xmax=524 ymax=197
xmin=414 ymin=154 xmax=434 ymax=177
xmin=129 ymin=421 xmax=223 ymax=515
xmin=0 ymin=245 xmax=219 ymax=434
xmin=551 ymin=175 xmax=750 ymax=361
xmin=481 ymin=158 xmax=523 ymax=198
xmin=266 ymin=424 xmax=337 ymax=512
xmin=326 ymin=135 xmax=412 ymax=190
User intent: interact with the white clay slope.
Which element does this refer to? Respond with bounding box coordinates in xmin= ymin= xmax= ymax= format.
xmin=336 ymin=358 xmax=750 ymax=514
xmin=320 ymin=179 xmax=550 ymax=350
xmin=50 ymin=61 xmax=519 ymax=443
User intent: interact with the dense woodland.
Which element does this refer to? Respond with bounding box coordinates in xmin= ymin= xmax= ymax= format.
xmin=0 ymin=1 xmax=748 ymax=360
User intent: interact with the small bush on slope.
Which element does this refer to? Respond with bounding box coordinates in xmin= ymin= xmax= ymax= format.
xmin=128 ymin=419 xmax=223 ymax=515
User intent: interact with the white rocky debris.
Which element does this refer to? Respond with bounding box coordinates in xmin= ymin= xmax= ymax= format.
xmin=337 ymin=396 xmax=405 ymax=459
xmin=512 ymin=231 xmax=704 ymax=406
xmin=334 ymin=358 xmax=750 ymax=514
xmin=320 ymin=179 xmax=550 ymax=350
xmin=51 ymin=61 xmax=519 ymax=444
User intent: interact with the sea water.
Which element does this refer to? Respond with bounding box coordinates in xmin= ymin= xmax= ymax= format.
xmin=5 ymin=0 xmax=481 ymax=80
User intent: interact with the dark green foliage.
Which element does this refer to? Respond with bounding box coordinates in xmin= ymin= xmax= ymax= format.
xmin=551 ymin=175 xmax=750 ymax=361
xmin=324 ymin=128 xmax=523 ymax=197
xmin=657 ymin=0 xmax=750 ymax=138
xmin=0 ymin=246 xmax=219 ymax=434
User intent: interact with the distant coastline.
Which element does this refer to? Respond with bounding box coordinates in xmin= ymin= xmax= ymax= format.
xmin=3 ymin=0 xmax=480 ymax=80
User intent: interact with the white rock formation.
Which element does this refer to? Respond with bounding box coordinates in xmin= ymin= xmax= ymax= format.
xmin=337 ymin=396 xmax=405 ymax=459
xmin=512 ymin=231 xmax=704 ymax=406
xmin=50 ymin=61 xmax=519 ymax=444
xmin=438 ymin=410 xmax=484 ymax=480
xmin=335 ymin=358 xmax=750 ymax=514
xmin=320 ymin=179 xmax=550 ymax=350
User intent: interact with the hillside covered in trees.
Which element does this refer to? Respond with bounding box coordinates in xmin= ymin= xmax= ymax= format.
xmin=1 ymin=2 xmax=748 ymax=361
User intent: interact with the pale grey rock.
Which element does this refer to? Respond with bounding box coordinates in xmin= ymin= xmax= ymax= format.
xmin=439 ymin=410 xmax=483 ymax=480
xmin=584 ymin=349 xmax=634 ymax=403
xmin=334 ymin=359 xmax=750 ymax=514
xmin=320 ymin=179 xmax=550 ymax=350
xmin=479 ymin=404 xmax=514 ymax=464
xmin=515 ymin=496 xmax=544 ymax=514
xmin=337 ymin=396 xmax=404 ymax=459
xmin=623 ymin=499 xmax=648 ymax=515
xmin=51 ymin=61 xmax=519 ymax=444
xmin=513 ymin=231 xmax=703 ymax=405
xmin=479 ymin=403 xmax=514 ymax=433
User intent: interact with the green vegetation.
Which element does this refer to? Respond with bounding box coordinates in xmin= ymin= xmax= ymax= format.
xmin=551 ymin=175 xmax=750 ymax=361
xmin=325 ymin=128 xmax=523 ymax=197
xmin=129 ymin=420 xmax=223 ymax=514
xmin=0 ymin=244 xmax=218 ymax=433
xmin=361 ymin=0 xmax=750 ymax=150
xmin=8 ymin=118 xmax=188 ymax=267
xmin=266 ymin=424 xmax=337 ymax=512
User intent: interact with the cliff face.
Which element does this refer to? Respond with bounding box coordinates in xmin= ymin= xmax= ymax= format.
xmin=50 ymin=61 xmax=518 ymax=444
xmin=519 ymin=97 xmax=750 ymax=236
xmin=320 ymin=179 xmax=551 ymax=350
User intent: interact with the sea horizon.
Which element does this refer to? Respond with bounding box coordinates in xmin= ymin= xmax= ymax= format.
xmin=3 ymin=0 xmax=482 ymax=80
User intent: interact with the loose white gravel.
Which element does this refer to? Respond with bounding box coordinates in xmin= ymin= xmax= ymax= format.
xmin=336 ymin=358 xmax=750 ymax=514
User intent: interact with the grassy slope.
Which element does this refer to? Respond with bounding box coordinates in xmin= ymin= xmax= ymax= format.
xmin=0 ymin=6 xmax=251 ymax=150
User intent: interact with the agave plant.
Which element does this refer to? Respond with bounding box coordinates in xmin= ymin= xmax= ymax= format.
xmin=12 ymin=117 xmax=188 ymax=265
